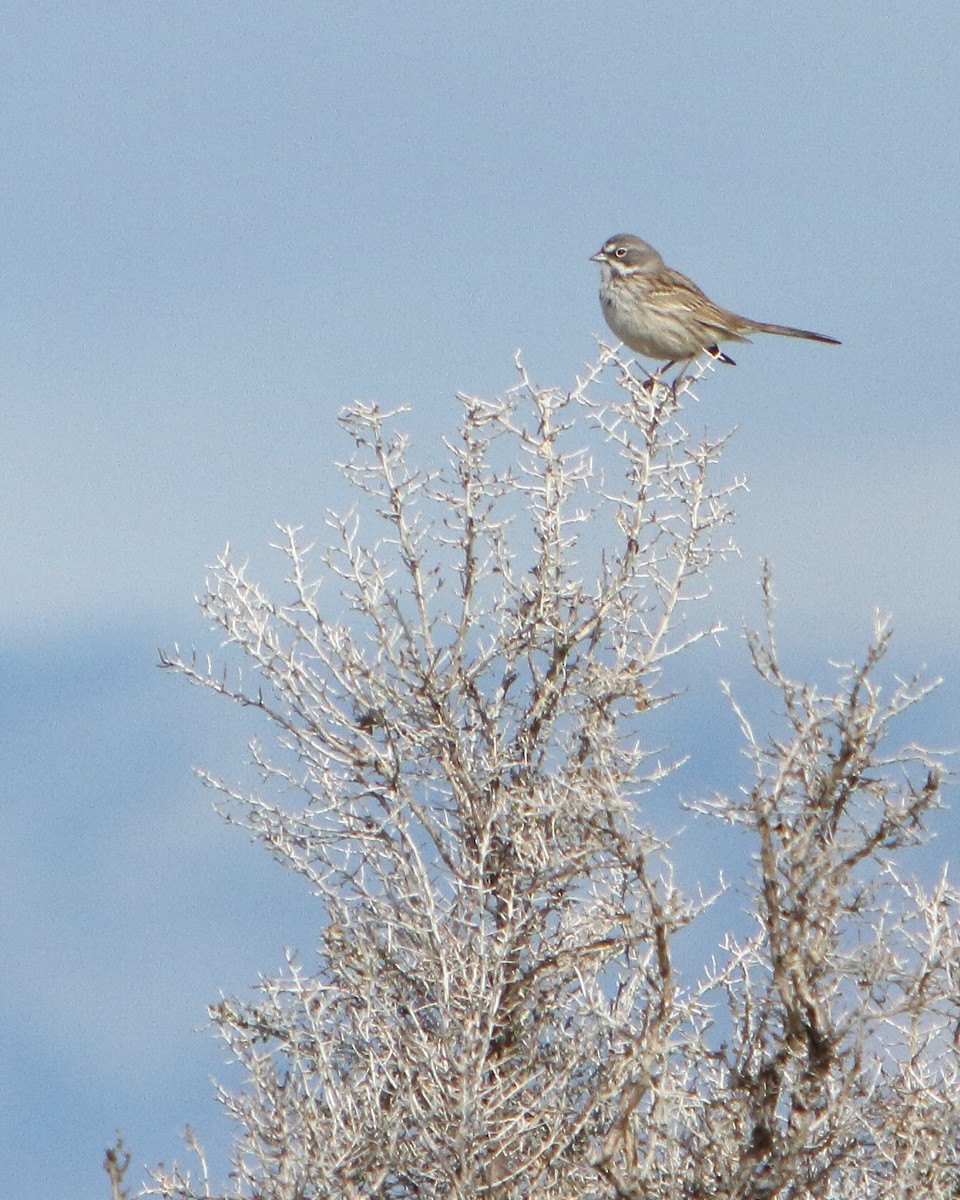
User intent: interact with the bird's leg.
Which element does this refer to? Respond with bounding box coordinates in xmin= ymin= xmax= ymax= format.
xmin=641 ymin=359 xmax=672 ymax=396
xmin=667 ymin=359 xmax=687 ymax=400
xmin=643 ymin=362 xmax=661 ymax=386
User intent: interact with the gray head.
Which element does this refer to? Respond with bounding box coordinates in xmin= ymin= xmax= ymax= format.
xmin=590 ymin=234 xmax=665 ymax=273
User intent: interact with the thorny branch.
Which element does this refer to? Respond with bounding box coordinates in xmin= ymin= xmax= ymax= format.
xmin=148 ymin=353 xmax=956 ymax=1200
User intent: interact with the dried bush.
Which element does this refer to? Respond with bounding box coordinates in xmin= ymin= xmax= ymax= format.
xmin=149 ymin=352 xmax=956 ymax=1200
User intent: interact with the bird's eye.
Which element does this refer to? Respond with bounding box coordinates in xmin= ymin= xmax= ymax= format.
xmin=614 ymin=246 xmax=627 ymax=258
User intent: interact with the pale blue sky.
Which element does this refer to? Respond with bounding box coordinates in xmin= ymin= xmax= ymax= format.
xmin=3 ymin=4 xmax=959 ymax=1196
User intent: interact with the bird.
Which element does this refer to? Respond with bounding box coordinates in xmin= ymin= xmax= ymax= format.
xmin=591 ymin=234 xmax=840 ymax=372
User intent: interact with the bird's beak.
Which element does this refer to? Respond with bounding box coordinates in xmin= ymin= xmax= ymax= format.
xmin=590 ymin=250 xmax=604 ymax=262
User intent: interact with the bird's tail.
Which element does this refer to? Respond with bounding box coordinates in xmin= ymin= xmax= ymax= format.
xmin=751 ymin=321 xmax=841 ymax=345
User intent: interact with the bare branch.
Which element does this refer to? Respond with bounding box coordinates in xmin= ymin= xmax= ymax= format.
xmin=147 ymin=356 xmax=955 ymax=1200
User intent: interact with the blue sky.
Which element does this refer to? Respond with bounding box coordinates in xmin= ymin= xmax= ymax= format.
xmin=3 ymin=3 xmax=959 ymax=1196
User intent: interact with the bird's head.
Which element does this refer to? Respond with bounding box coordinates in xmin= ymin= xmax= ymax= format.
xmin=590 ymin=234 xmax=664 ymax=276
